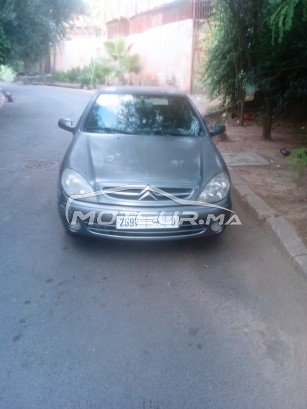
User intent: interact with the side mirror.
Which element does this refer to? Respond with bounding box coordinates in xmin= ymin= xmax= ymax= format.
xmin=209 ymin=123 xmax=226 ymax=137
xmin=58 ymin=118 xmax=75 ymax=132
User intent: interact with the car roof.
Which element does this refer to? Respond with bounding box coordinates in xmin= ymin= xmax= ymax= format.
xmin=97 ymin=85 xmax=187 ymax=97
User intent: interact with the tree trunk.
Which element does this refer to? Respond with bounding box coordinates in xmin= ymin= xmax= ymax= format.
xmin=238 ymin=100 xmax=245 ymax=126
xmin=263 ymin=99 xmax=273 ymax=140
xmin=236 ymin=77 xmax=245 ymax=126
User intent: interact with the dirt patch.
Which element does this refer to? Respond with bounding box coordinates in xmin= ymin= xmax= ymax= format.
xmin=214 ymin=121 xmax=307 ymax=247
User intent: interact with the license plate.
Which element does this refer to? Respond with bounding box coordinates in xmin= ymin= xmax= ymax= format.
xmin=116 ymin=214 xmax=180 ymax=229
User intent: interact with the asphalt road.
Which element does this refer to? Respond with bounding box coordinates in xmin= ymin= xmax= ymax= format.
xmin=1 ymin=84 xmax=307 ymax=409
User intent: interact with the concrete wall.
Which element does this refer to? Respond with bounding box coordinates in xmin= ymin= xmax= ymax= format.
xmin=51 ymin=19 xmax=195 ymax=92
xmin=51 ymin=37 xmax=104 ymax=72
xmin=127 ymin=19 xmax=194 ymax=92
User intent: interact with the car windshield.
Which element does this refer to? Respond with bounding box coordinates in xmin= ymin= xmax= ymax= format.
xmin=83 ymin=93 xmax=202 ymax=136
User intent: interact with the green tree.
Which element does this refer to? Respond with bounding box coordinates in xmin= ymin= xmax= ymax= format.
xmin=0 ymin=25 xmax=10 ymax=65
xmin=202 ymin=0 xmax=307 ymax=139
xmin=202 ymin=0 xmax=263 ymax=125
xmin=270 ymin=0 xmax=307 ymax=43
xmin=104 ymin=38 xmax=141 ymax=84
xmin=0 ymin=0 xmax=14 ymax=64
xmin=258 ymin=0 xmax=307 ymax=138
xmin=0 ymin=0 xmax=86 ymax=70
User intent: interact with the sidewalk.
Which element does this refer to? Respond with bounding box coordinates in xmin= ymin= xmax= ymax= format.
xmin=0 ymin=88 xmax=6 ymax=108
xmin=191 ymin=94 xmax=307 ymax=278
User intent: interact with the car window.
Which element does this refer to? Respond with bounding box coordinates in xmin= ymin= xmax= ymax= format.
xmin=83 ymin=93 xmax=202 ymax=136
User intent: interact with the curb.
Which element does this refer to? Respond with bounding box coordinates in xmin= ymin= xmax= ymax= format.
xmin=231 ymin=170 xmax=307 ymax=278
xmin=0 ymin=92 xmax=6 ymax=109
xmin=15 ymin=80 xmax=83 ymax=89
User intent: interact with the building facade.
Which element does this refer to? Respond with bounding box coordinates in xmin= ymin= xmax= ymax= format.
xmin=106 ymin=0 xmax=211 ymax=92
xmin=51 ymin=0 xmax=211 ymax=92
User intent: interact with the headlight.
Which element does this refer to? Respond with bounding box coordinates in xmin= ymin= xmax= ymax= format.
xmin=199 ymin=172 xmax=230 ymax=203
xmin=61 ymin=168 xmax=97 ymax=201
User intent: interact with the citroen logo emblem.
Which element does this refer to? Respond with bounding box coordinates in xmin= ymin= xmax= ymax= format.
xmin=138 ymin=185 xmax=159 ymax=202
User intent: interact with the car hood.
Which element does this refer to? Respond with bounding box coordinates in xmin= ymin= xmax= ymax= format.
xmin=68 ymin=132 xmax=223 ymax=187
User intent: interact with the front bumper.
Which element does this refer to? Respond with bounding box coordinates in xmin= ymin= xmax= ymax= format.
xmin=58 ymin=192 xmax=232 ymax=240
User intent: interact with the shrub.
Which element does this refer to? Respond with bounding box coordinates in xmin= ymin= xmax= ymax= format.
xmin=286 ymin=147 xmax=307 ymax=176
xmin=52 ymin=59 xmax=112 ymax=88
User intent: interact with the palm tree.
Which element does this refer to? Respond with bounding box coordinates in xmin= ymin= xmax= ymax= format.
xmin=104 ymin=37 xmax=141 ymax=84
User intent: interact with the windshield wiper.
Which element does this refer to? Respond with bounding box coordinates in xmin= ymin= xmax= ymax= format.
xmin=85 ymin=127 xmax=132 ymax=134
xmin=150 ymin=128 xmax=193 ymax=136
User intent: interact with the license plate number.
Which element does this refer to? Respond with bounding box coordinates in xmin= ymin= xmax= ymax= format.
xmin=116 ymin=214 xmax=179 ymax=229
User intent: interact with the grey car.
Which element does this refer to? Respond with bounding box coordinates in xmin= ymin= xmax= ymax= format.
xmin=57 ymin=86 xmax=231 ymax=240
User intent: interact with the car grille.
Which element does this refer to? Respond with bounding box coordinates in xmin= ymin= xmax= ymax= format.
xmin=98 ymin=186 xmax=194 ymax=203
xmin=85 ymin=220 xmax=207 ymax=239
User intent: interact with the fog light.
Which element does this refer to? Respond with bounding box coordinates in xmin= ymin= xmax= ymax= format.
xmin=69 ymin=221 xmax=82 ymax=232
xmin=210 ymin=221 xmax=224 ymax=233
